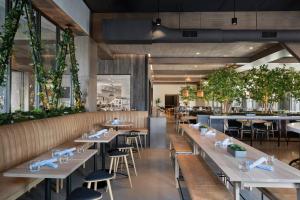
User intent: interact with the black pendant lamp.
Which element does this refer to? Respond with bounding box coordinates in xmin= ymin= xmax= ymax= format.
xmin=232 ymin=0 xmax=237 ymax=25
xmin=154 ymin=0 xmax=161 ymax=26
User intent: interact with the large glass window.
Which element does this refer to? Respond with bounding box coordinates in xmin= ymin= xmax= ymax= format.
xmin=0 ymin=0 xmax=6 ymax=113
xmin=41 ymin=16 xmax=56 ymax=71
xmin=11 ymin=8 xmax=36 ymax=112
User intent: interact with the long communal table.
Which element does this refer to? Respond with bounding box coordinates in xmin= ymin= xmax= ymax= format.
xmin=181 ymin=124 xmax=300 ymax=200
xmin=210 ymin=115 xmax=300 ymax=146
xmin=3 ymin=149 xmax=97 ymax=200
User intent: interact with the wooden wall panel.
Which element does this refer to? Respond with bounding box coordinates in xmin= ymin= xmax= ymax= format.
xmin=98 ymin=54 xmax=148 ymax=111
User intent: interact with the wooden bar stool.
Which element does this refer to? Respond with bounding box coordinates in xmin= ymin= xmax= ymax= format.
xmin=84 ymin=170 xmax=114 ymax=200
xmin=125 ymin=135 xmax=141 ymax=159
xmin=67 ymin=187 xmax=102 ymax=200
xmin=117 ymin=144 xmax=138 ymax=176
xmin=108 ymin=150 xmax=133 ymax=188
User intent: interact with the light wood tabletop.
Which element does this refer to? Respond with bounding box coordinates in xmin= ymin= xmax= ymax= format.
xmin=74 ymin=130 xmax=119 ymax=144
xmin=287 ymin=122 xmax=300 ymax=134
xmin=3 ymin=150 xmax=97 ymax=179
xmin=180 ymin=116 xmax=197 ymax=121
xmin=101 ymin=122 xmax=134 ymax=128
xmin=181 ymin=124 xmax=300 ymax=200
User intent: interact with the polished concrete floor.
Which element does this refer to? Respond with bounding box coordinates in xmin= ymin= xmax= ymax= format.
xmin=19 ymin=117 xmax=300 ymax=200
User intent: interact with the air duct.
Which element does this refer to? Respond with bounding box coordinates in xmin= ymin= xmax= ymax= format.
xmin=102 ymin=19 xmax=300 ymax=43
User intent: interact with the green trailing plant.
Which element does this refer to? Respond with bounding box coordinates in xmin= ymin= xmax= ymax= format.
xmin=0 ymin=0 xmax=25 ymax=86
xmin=155 ymin=98 xmax=161 ymax=106
xmin=51 ymin=28 xmax=82 ymax=109
xmin=244 ymin=65 xmax=291 ymax=113
xmin=203 ymin=67 xmax=244 ymax=113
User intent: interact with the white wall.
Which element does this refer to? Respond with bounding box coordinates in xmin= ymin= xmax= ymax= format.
xmin=152 ymin=84 xmax=197 ymax=107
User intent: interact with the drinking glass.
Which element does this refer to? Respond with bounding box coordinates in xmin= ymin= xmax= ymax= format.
xmin=267 ymin=155 xmax=275 ymax=165
xmin=77 ymin=146 xmax=84 ymax=154
xmin=28 ymin=160 xmax=41 ymax=172
xmin=52 ymin=149 xmax=60 ymax=158
xmin=238 ymin=160 xmax=250 ymax=172
xmin=82 ymin=133 xmax=88 ymax=139
xmin=59 ymin=155 xmax=69 ymax=164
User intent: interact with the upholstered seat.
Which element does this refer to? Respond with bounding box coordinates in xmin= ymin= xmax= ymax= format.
xmin=67 ymin=187 xmax=102 ymax=200
xmin=108 ymin=150 xmax=128 ymax=157
xmin=85 ymin=170 xmax=114 ymax=182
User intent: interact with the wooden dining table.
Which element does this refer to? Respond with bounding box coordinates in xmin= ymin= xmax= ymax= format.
xmin=181 ymin=124 xmax=300 ymax=200
xmin=3 ymin=149 xmax=97 ymax=200
xmin=74 ymin=130 xmax=119 ymax=170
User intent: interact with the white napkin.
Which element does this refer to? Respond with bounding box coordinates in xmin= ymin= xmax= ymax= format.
xmin=191 ymin=123 xmax=201 ymax=128
xmin=215 ymin=138 xmax=233 ymax=147
xmin=88 ymin=129 xmax=108 ymax=138
xmin=205 ymin=130 xmax=216 ymax=136
xmin=249 ymin=157 xmax=267 ymax=170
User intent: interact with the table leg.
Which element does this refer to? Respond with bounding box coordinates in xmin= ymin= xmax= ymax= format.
xmin=101 ymin=143 xmax=106 ymax=169
xmin=45 ymin=178 xmax=51 ymax=200
xmin=66 ymin=175 xmax=72 ymax=197
xmin=278 ymin=120 xmax=281 ymax=147
xmin=94 ymin=143 xmax=97 ymax=171
xmin=233 ymin=182 xmax=241 ymax=200
xmin=250 ymin=121 xmax=253 ymax=146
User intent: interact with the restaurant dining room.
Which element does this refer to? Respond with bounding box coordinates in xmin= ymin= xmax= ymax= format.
xmin=2 ymin=0 xmax=300 ymax=200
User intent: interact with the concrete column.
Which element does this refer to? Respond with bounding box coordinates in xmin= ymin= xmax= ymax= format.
xmin=75 ymin=36 xmax=97 ymax=112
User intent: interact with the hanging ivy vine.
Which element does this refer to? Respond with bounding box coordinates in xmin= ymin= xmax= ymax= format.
xmin=0 ymin=0 xmax=82 ymax=111
xmin=0 ymin=0 xmax=25 ymax=86
xmin=51 ymin=28 xmax=82 ymax=109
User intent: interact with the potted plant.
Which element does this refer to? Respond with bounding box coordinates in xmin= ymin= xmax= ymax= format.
xmin=203 ymin=67 xmax=244 ymax=113
xmin=199 ymin=125 xmax=208 ymax=134
xmin=155 ymin=98 xmax=161 ymax=107
xmin=227 ymin=144 xmax=247 ymax=157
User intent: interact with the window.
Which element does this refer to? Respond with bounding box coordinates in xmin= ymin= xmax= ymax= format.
xmin=11 ymin=8 xmax=36 ymax=111
xmin=0 ymin=0 xmax=6 ymax=113
xmin=41 ymin=16 xmax=57 ymax=71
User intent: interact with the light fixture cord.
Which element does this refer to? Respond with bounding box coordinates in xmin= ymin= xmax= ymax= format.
xmin=233 ymin=0 xmax=236 ymax=18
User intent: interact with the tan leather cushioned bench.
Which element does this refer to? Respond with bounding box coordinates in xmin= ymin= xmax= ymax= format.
xmin=0 ymin=111 xmax=148 ymax=200
xmin=260 ymin=188 xmax=296 ymax=200
xmin=177 ymin=155 xmax=233 ymax=200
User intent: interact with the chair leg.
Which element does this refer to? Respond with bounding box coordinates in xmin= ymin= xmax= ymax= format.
xmin=87 ymin=181 xmax=92 ymax=189
xmin=175 ymin=155 xmax=179 ymax=188
xmin=109 ymin=157 xmax=115 ymax=175
xmin=106 ymin=180 xmax=114 ymax=200
xmin=124 ymin=156 xmax=132 ymax=188
xmin=94 ymin=181 xmax=98 ymax=191
xmin=115 ymin=157 xmax=120 ymax=174
xmin=129 ymin=148 xmax=138 ymax=176
xmin=60 ymin=179 xmax=63 ymax=190
xmin=56 ymin=179 xmax=59 ymax=193
xmin=144 ymin=135 xmax=147 ymax=148
xmin=135 ymin=137 xmax=141 ymax=159
xmin=138 ymin=134 xmax=143 ymax=150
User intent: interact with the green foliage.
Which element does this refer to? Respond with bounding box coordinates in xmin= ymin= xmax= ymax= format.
xmin=179 ymin=85 xmax=197 ymax=102
xmin=0 ymin=0 xmax=25 ymax=86
xmin=288 ymin=68 xmax=300 ymax=101
xmin=0 ymin=107 xmax=85 ymax=125
xmin=155 ymin=98 xmax=161 ymax=105
xmin=204 ymin=67 xmax=244 ymax=104
xmin=244 ymin=65 xmax=291 ymax=112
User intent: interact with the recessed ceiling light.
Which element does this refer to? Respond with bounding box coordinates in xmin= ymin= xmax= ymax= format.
xmin=196 ymin=52 xmax=200 ymax=55
xmin=148 ymin=53 xmax=151 ymax=57
xmin=150 ymin=65 xmax=153 ymax=70
xmin=186 ymin=77 xmax=191 ymax=82
xmin=249 ymin=46 xmax=254 ymax=50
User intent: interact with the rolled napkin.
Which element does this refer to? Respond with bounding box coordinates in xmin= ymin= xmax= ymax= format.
xmin=249 ymin=157 xmax=267 ymax=170
xmin=45 ymin=162 xmax=59 ymax=169
xmin=247 ymin=160 xmax=274 ymax=171
xmin=53 ymin=147 xmax=76 ymax=157
xmin=88 ymin=129 xmax=108 ymax=139
xmin=111 ymin=119 xmax=121 ymax=125
xmin=191 ymin=123 xmax=201 ymax=128
xmin=215 ymin=138 xmax=233 ymax=147
xmin=30 ymin=158 xmax=58 ymax=169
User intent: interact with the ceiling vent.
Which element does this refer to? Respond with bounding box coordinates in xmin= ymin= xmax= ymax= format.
xmin=182 ymin=30 xmax=198 ymax=37
xmin=261 ymin=31 xmax=277 ymax=38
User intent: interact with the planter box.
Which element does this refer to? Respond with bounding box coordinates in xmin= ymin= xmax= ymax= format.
xmin=227 ymin=145 xmax=247 ymax=158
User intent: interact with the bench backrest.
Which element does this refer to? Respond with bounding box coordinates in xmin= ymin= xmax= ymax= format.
xmin=0 ymin=111 xmax=148 ymax=172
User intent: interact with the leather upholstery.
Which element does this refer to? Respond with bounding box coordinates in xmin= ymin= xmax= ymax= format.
xmin=0 ymin=111 xmax=148 ymax=199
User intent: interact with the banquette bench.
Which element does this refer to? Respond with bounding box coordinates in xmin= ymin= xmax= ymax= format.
xmin=0 ymin=111 xmax=148 ymax=200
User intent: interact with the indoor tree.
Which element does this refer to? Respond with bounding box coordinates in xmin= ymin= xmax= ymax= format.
xmin=203 ymin=67 xmax=244 ymax=113
xmin=244 ymin=65 xmax=291 ymax=113
xmin=179 ymin=85 xmax=197 ymax=106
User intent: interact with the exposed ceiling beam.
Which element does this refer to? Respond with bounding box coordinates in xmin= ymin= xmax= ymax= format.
xmin=236 ymin=49 xmax=292 ymax=72
xmin=97 ymin=43 xmax=113 ymax=59
xmin=153 ymin=70 xmax=213 ymax=75
xmin=149 ymin=57 xmax=250 ymax=65
xmin=282 ymin=43 xmax=300 ymax=62
xmin=249 ymin=44 xmax=284 ymax=61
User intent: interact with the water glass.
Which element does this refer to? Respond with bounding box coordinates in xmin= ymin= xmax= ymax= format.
xmin=59 ymin=155 xmax=69 ymax=164
xmin=77 ymin=146 xmax=85 ymax=154
xmin=267 ymin=155 xmax=275 ymax=165
xmin=238 ymin=160 xmax=250 ymax=172
xmin=51 ymin=149 xmax=60 ymax=158
xmin=28 ymin=161 xmax=41 ymax=172
xmin=82 ymin=133 xmax=88 ymax=139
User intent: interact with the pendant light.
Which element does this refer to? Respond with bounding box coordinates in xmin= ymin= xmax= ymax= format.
xmin=155 ymin=0 xmax=161 ymax=26
xmin=231 ymin=0 xmax=237 ymax=25
xmin=182 ymin=75 xmax=190 ymax=97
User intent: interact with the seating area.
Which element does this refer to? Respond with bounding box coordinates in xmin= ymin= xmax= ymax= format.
xmin=2 ymin=1 xmax=300 ymax=200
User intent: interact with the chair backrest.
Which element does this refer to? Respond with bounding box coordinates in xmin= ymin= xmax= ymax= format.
xmin=0 ymin=111 xmax=148 ymax=172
